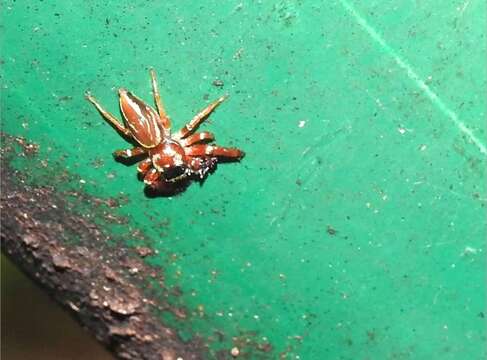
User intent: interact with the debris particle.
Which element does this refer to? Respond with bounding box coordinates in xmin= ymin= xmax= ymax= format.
xmin=106 ymin=296 xmax=139 ymax=316
xmin=109 ymin=325 xmax=136 ymax=337
xmin=104 ymin=267 xmax=118 ymax=281
xmin=298 ymin=120 xmax=306 ymax=128
xmin=327 ymin=225 xmax=337 ymax=236
xmin=366 ymin=330 xmax=376 ymax=341
xmin=233 ymin=47 xmax=244 ymax=59
xmin=14 ymin=136 xmax=39 ymax=155
xmin=258 ymin=342 xmax=272 ymax=352
xmin=129 ymin=267 xmax=139 ymax=274
xmin=52 ymin=253 xmax=71 ymax=269
xmin=462 ymin=246 xmax=478 ymax=256
xmin=231 ymin=347 xmax=240 ymax=357
xmin=173 ymin=307 xmax=187 ymax=319
xmin=136 ymin=246 xmax=153 ymax=258
xmin=212 ymin=79 xmax=224 ymax=88
xmin=22 ymin=234 xmax=40 ymax=248
xmin=68 ymin=301 xmax=80 ymax=312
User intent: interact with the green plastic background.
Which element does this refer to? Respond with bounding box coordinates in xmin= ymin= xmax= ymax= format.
xmin=1 ymin=0 xmax=485 ymax=358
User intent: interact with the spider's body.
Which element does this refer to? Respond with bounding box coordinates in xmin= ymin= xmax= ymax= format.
xmin=85 ymin=69 xmax=244 ymax=192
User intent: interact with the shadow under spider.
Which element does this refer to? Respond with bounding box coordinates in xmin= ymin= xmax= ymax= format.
xmin=143 ymin=164 xmax=218 ymax=198
xmin=113 ymin=153 xmax=147 ymax=167
xmin=113 ymin=152 xmax=224 ymax=197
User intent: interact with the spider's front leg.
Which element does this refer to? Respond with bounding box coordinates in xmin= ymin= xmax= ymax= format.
xmin=149 ymin=69 xmax=171 ymax=136
xmin=186 ymin=144 xmax=244 ymax=160
xmin=85 ymin=92 xmax=132 ymax=140
xmin=137 ymin=158 xmax=152 ymax=175
xmin=113 ymin=147 xmax=147 ymax=159
xmin=173 ymin=96 xmax=227 ymax=140
xmin=143 ymin=168 xmax=161 ymax=187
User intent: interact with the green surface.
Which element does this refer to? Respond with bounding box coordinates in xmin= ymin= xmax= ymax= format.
xmin=1 ymin=0 xmax=486 ymax=358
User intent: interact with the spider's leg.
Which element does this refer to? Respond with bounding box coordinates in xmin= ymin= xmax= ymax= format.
xmin=113 ymin=146 xmax=147 ymax=159
xmin=173 ymin=95 xmax=227 ymax=140
xmin=149 ymin=69 xmax=171 ymax=136
xmin=185 ymin=144 xmax=244 ymax=160
xmin=143 ymin=168 xmax=161 ymax=187
xmin=137 ymin=158 xmax=152 ymax=175
xmin=181 ymin=131 xmax=215 ymax=147
xmin=85 ymin=92 xmax=131 ymax=139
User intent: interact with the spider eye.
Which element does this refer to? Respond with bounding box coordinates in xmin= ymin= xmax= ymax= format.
xmin=164 ymin=165 xmax=186 ymax=180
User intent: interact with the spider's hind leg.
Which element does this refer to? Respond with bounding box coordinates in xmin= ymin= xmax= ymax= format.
xmin=186 ymin=144 xmax=244 ymax=160
xmin=181 ymin=131 xmax=215 ymax=147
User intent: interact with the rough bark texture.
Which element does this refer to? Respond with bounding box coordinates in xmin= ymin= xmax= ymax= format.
xmin=0 ymin=136 xmax=206 ymax=360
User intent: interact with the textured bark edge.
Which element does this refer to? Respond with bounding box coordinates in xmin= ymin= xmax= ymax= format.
xmin=0 ymin=137 xmax=206 ymax=360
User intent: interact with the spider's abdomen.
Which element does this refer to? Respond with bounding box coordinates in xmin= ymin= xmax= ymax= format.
xmin=119 ymin=89 xmax=162 ymax=148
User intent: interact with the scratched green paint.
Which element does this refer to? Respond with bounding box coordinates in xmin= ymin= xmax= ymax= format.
xmin=1 ymin=0 xmax=485 ymax=358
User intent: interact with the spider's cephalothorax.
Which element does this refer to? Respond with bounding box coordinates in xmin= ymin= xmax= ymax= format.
xmin=85 ymin=69 xmax=244 ymax=192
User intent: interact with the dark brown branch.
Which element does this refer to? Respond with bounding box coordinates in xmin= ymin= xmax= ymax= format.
xmin=0 ymin=138 xmax=206 ymax=360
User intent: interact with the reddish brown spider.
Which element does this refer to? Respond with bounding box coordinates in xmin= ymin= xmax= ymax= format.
xmin=85 ymin=69 xmax=244 ymax=193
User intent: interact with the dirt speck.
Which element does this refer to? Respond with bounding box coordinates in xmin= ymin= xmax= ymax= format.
xmin=51 ymin=252 xmax=72 ymax=269
xmin=230 ymin=347 xmax=240 ymax=357
xmin=326 ymin=225 xmax=337 ymax=236
xmin=212 ymin=79 xmax=224 ymax=88
xmin=136 ymin=247 xmax=153 ymax=258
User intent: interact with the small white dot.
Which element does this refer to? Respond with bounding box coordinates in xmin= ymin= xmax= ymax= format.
xmin=231 ymin=347 xmax=240 ymax=357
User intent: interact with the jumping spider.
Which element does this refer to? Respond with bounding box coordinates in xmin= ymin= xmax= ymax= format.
xmin=85 ymin=69 xmax=244 ymax=194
